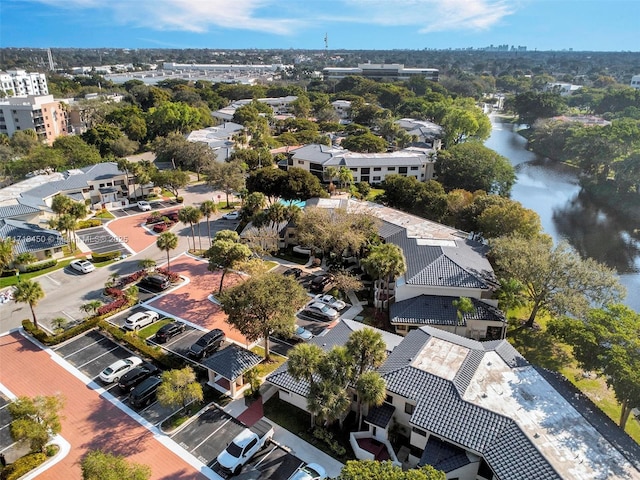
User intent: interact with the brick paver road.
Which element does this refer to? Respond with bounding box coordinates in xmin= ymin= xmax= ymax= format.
xmin=0 ymin=332 xmax=208 ymax=480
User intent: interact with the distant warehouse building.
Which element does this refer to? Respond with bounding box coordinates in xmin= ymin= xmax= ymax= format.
xmin=323 ymin=63 xmax=438 ymax=82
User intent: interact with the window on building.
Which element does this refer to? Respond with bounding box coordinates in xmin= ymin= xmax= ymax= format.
xmin=410 ymin=166 xmax=419 ymax=171
xmin=405 ymin=402 xmax=415 ymax=414
xmin=412 ymin=427 xmax=426 ymax=437
xmin=373 ymin=176 xmax=381 ymax=181
xmin=399 ymin=167 xmax=408 ymax=174
xmin=361 ymin=168 xmax=370 ymax=174
xmin=387 ymin=167 xmax=396 ymax=171
xmin=373 ymin=167 xmax=382 ymax=171
xmin=385 ymin=394 xmax=393 ymax=404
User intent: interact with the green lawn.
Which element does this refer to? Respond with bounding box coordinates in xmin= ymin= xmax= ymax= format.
xmin=0 ymin=259 xmax=74 ymax=288
xmin=506 ymin=309 xmax=640 ymax=443
xmin=94 ymin=210 xmax=115 ymax=219
xmin=136 ymin=318 xmax=174 ymax=339
xmin=251 ymin=345 xmax=287 ymax=377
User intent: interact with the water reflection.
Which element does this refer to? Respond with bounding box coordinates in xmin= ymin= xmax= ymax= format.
xmin=487 ymin=115 xmax=640 ymax=311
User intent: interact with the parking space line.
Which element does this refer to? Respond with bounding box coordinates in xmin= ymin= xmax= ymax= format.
xmin=61 ymin=337 xmax=110 ymax=358
xmin=0 ymin=423 xmax=11 ymax=431
xmin=0 ymin=403 xmax=8 ymax=410
xmin=252 ymin=445 xmax=277 ymax=469
xmin=77 ymin=345 xmax=120 ymax=368
xmin=138 ymin=400 xmax=158 ymax=414
xmin=189 ymin=417 xmax=232 ymax=453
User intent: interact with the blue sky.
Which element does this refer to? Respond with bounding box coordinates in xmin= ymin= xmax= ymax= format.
xmin=1 ymin=0 xmax=638 ymax=52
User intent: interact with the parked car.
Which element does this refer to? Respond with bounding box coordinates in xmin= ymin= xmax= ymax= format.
xmin=155 ymin=321 xmax=186 ymax=343
xmin=287 ymin=463 xmax=327 ymax=480
xmin=139 ymin=274 xmax=170 ymax=291
xmin=216 ymin=419 xmax=274 ymax=476
xmin=319 ymin=294 xmax=346 ymax=311
xmin=137 ymin=200 xmax=152 ymax=211
xmin=99 ymin=356 xmax=143 ymax=383
xmin=129 ymin=376 xmax=162 ymax=408
xmin=70 ymin=259 xmax=95 ymax=274
xmin=283 ymin=267 xmax=303 ymax=278
xmin=222 ymin=210 xmax=240 ymax=220
xmin=117 ymin=363 xmax=159 ymax=392
xmin=310 ymin=274 xmax=333 ymax=292
xmin=292 ymin=324 xmax=313 ymax=341
xmin=303 ymin=302 xmax=339 ymax=321
xmin=188 ymin=329 xmax=225 ymax=359
xmin=124 ymin=310 xmax=159 ymax=330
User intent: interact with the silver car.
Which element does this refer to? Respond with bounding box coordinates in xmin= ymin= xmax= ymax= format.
xmin=303 ymin=302 xmax=339 ymax=321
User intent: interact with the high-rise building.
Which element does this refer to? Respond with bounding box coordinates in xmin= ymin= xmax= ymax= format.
xmin=0 ymin=69 xmax=49 ymax=98
xmin=0 ymin=95 xmax=68 ymax=144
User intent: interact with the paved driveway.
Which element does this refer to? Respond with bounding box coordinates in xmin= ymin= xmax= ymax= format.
xmin=77 ymin=226 xmax=131 ymax=257
xmin=0 ymin=332 xmax=207 ymax=480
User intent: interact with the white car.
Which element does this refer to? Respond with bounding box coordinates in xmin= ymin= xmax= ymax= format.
xmin=222 ymin=210 xmax=240 ymax=220
xmin=303 ymin=302 xmax=339 ymax=321
xmin=137 ymin=200 xmax=152 ymax=211
xmin=287 ymin=463 xmax=327 ymax=480
xmin=99 ymin=356 xmax=143 ymax=383
xmin=319 ymin=294 xmax=346 ymax=311
xmin=124 ymin=310 xmax=159 ymax=330
xmin=292 ymin=324 xmax=313 ymax=341
xmin=70 ymin=259 xmax=95 ymax=274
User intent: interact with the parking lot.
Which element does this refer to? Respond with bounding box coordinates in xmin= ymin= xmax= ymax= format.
xmin=77 ymin=225 xmax=130 ymax=256
xmin=110 ymin=201 xmax=177 ymax=218
xmin=0 ymin=394 xmax=14 ymax=453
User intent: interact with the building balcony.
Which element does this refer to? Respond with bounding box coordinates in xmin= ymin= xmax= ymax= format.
xmin=349 ymin=431 xmax=401 ymax=466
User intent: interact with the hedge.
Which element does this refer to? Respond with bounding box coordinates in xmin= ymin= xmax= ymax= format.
xmin=23 ymin=259 xmax=57 ymax=273
xmin=0 ymin=452 xmax=47 ymax=480
xmin=91 ymin=251 xmax=121 ymax=262
xmin=76 ymin=219 xmax=102 ymax=229
xmin=23 ymin=317 xmax=102 ymax=346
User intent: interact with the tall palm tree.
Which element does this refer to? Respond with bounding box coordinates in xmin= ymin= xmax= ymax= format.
xmin=324 ymin=165 xmax=339 ymax=194
xmin=156 ymin=232 xmax=178 ymax=272
xmin=338 ymin=166 xmax=354 ymax=191
xmin=14 ymin=280 xmax=45 ymax=330
xmin=355 ymin=371 xmax=387 ymax=430
xmin=287 ymin=343 xmax=325 ymax=425
xmin=452 ymin=296 xmax=475 ymax=336
xmin=178 ymin=206 xmax=202 ymax=251
xmin=56 ymin=214 xmax=76 ymax=251
xmin=0 ymin=238 xmax=16 ymax=272
xmin=361 ymin=243 xmax=407 ymax=312
xmin=199 ymin=200 xmax=217 ymax=247
xmin=265 ymin=202 xmax=287 ymax=229
xmin=345 ymin=328 xmax=387 ymax=379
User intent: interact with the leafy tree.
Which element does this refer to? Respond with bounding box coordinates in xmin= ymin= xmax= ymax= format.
xmin=355 ymin=372 xmax=387 ymax=430
xmin=14 ymin=280 xmax=45 ymax=330
xmin=9 ymin=394 xmax=64 ymax=453
xmin=156 ymin=232 xmax=178 ymax=272
xmin=0 ymin=237 xmax=16 ymax=272
xmin=9 ymin=129 xmax=39 ymax=155
xmin=337 ymin=460 xmax=445 ymax=480
xmin=548 ymin=304 xmax=640 ymax=430
xmin=437 ymin=142 xmax=515 ymax=196
xmin=151 ymin=169 xmax=189 ymax=199
xmin=246 ymin=167 xmax=287 ymax=204
xmin=361 ymin=243 xmax=407 ymax=311
xmin=489 ymin=234 xmax=625 ymax=327
xmin=199 ymin=200 xmax=218 ymax=247
xmin=138 ymin=258 xmax=157 ymax=271
xmin=206 ymin=159 xmax=245 ymax=208
xmin=219 ymin=272 xmax=309 ymax=361
xmin=279 ymin=167 xmax=327 ymax=201
xmin=81 ymin=450 xmax=151 ymax=480
xmin=52 ymin=135 xmax=102 ymax=167
xmin=146 ymin=101 xmax=209 ymax=137
xmin=331 ymin=270 xmax=364 ymax=296
xmin=341 ymin=131 xmax=387 ymax=153
xmin=178 ymin=206 xmax=203 ymax=251
xmin=206 ymin=230 xmax=253 ymax=294
xmin=81 ymin=124 xmax=124 ymax=157
xmin=512 ymin=91 xmax=567 ymax=127
xmin=157 ymin=366 xmax=203 ymax=411
xmin=476 ymin=199 xmax=542 ymax=239
xmin=452 ymin=297 xmax=475 ymax=335
xmin=291 ymin=94 xmax=312 ymax=118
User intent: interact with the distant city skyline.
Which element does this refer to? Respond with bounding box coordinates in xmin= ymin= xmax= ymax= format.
xmin=1 ymin=0 xmax=638 ymax=53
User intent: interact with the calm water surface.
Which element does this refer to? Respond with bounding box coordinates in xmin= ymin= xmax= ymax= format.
xmin=485 ymin=116 xmax=640 ymax=312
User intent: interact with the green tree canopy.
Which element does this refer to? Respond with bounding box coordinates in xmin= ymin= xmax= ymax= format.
xmin=205 ymin=159 xmax=245 ymax=208
xmin=548 ymin=304 xmax=640 ymax=430
xmin=9 ymin=394 xmax=64 ymax=453
xmin=341 ymin=131 xmax=387 ymax=153
xmin=206 ymin=230 xmax=253 ymax=294
xmin=151 ymin=169 xmax=189 ymax=198
xmin=157 ymin=366 xmax=203 ymax=410
xmin=81 ymin=450 xmax=151 ymax=480
xmin=435 ymin=142 xmax=515 ymax=196
xmin=14 ymin=279 xmax=45 ymax=330
xmin=337 ymin=460 xmax=445 ymax=480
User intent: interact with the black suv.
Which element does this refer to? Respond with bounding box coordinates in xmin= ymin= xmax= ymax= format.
xmin=139 ymin=274 xmax=170 ymax=291
xmin=310 ymin=274 xmax=333 ymax=292
xmin=155 ymin=321 xmax=186 ymax=343
xmin=117 ymin=363 xmax=159 ymax=392
xmin=188 ymin=329 xmax=225 ymax=360
xmin=129 ymin=376 xmax=162 ymax=408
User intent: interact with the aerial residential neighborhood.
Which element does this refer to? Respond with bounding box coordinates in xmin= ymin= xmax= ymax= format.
xmin=1 ymin=2 xmax=640 ymax=479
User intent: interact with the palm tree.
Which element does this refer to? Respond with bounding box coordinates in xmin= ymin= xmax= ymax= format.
xmin=338 ymin=166 xmax=354 ymax=191
xmin=199 ymin=200 xmax=217 ymax=247
xmin=14 ymin=280 xmax=45 ymax=330
xmin=355 ymin=371 xmax=387 ymax=430
xmin=178 ymin=206 xmax=202 ymax=252
xmin=117 ymin=158 xmax=134 ymax=200
xmin=0 ymin=238 xmax=16 ymax=272
xmin=156 ymin=232 xmax=178 ymax=272
xmin=345 ymin=328 xmax=387 ymax=379
xmin=287 ymin=343 xmax=324 ymax=426
xmin=56 ymin=214 xmax=76 ymax=251
xmin=265 ymin=202 xmax=287 ymax=229
xmin=324 ymin=165 xmax=339 ymax=194
xmin=80 ymin=300 xmax=103 ymax=317
xmin=452 ymin=297 xmax=475 ymax=336
xmin=361 ymin=243 xmax=407 ymax=312
xmin=137 ymin=258 xmax=156 ymax=272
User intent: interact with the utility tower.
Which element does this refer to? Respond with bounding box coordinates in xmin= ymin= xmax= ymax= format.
xmin=324 ymin=33 xmax=328 ymax=56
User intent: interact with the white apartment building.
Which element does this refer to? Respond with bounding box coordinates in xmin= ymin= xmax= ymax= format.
xmin=0 ymin=69 xmax=49 ymax=97
xmin=0 ymin=95 xmax=68 ymax=144
xmin=323 ymin=63 xmax=439 ymax=82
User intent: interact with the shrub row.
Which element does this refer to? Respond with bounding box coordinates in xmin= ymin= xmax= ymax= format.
xmin=23 ymin=259 xmax=57 ymax=273
xmin=156 ymin=268 xmax=181 ymax=283
xmin=76 ymin=219 xmax=102 ymax=229
xmin=119 ymin=270 xmax=146 ymax=287
xmin=104 ymin=287 xmax=124 ymax=298
xmin=96 ymin=297 xmax=128 ymax=316
xmin=0 ymin=452 xmax=48 ymax=480
xmin=312 ymin=427 xmax=347 ymax=457
xmin=97 ymin=321 xmax=185 ymax=369
xmin=23 ymin=317 xmax=102 ymax=346
xmin=153 ymin=223 xmax=168 ymax=232
xmin=91 ymin=251 xmax=121 ymax=262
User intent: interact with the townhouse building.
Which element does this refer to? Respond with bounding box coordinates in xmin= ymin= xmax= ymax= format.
xmin=0 ymin=95 xmax=68 ymax=144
